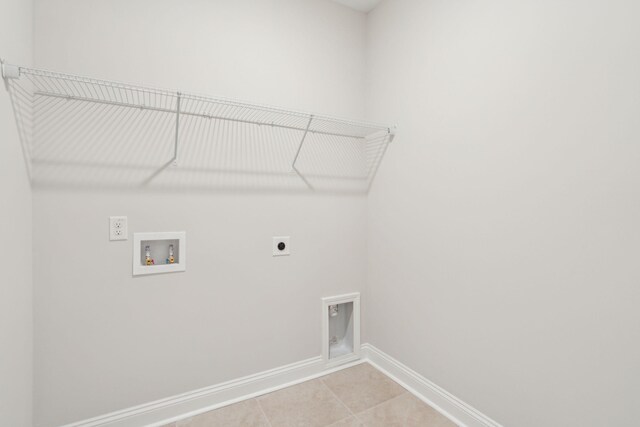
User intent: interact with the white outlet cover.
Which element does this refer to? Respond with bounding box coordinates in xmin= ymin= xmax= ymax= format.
xmin=273 ymin=236 xmax=290 ymax=256
xmin=109 ymin=216 xmax=128 ymax=241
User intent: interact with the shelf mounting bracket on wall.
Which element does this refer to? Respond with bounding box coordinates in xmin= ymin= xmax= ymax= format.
xmin=2 ymin=59 xmax=32 ymax=180
xmin=174 ymin=92 xmax=180 ymax=167
xmin=292 ymin=114 xmax=314 ymax=190
xmin=142 ymin=91 xmax=181 ymax=185
xmin=1 ymin=59 xmax=20 ymax=81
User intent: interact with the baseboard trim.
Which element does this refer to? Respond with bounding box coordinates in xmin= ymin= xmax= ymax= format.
xmin=361 ymin=344 xmax=502 ymax=427
xmin=62 ymin=344 xmax=500 ymax=427
xmin=61 ymin=357 xmax=365 ymax=427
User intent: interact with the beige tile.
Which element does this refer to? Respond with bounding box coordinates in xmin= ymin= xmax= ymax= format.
xmin=327 ymin=416 xmax=364 ymax=427
xmin=257 ymin=379 xmax=351 ymax=427
xmin=356 ymin=393 xmax=457 ymax=427
xmin=321 ymin=363 xmax=406 ymax=413
xmin=175 ymin=399 xmax=270 ymax=427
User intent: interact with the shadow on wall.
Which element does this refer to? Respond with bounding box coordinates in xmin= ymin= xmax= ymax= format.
xmin=5 ymin=66 xmax=391 ymax=194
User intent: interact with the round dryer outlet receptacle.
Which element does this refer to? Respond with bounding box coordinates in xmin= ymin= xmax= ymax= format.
xmin=273 ymin=236 xmax=290 ymax=256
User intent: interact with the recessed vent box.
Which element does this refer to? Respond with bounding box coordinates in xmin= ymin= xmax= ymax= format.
xmin=322 ymin=293 xmax=361 ymax=367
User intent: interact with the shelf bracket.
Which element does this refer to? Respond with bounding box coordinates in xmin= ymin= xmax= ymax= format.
xmin=1 ymin=61 xmax=20 ymax=81
xmin=388 ymin=125 xmax=397 ymax=143
xmin=1 ymin=60 xmax=32 ymax=180
xmin=292 ymin=114 xmax=314 ymax=190
xmin=174 ymin=92 xmax=181 ymax=166
xmin=2 ymin=60 xmax=20 ymax=91
xmin=141 ymin=92 xmax=181 ymax=185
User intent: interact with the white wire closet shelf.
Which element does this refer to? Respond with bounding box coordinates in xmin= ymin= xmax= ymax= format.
xmin=2 ymin=61 xmax=395 ymax=193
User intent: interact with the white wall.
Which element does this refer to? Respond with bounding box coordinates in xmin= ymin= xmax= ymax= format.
xmin=366 ymin=1 xmax=640 ymax=426
xmin=0 ymin=0 xmax=33 ymax=426
xmin=32 ymin=0 xmax=367 ymax=425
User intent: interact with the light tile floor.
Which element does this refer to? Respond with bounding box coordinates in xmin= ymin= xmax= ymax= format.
xmin=164 ymin=363 xmax=457 ymax=427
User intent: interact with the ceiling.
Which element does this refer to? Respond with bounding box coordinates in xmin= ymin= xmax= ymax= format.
xmin=331 ymin=0 xmax=384 ymax=13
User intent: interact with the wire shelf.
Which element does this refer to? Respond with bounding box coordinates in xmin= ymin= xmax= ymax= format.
xmin=2 ymin=62 xmax=394 ymax=192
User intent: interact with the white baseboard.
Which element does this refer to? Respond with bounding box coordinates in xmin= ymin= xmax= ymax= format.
xmin=361 ymin=344 xmax=502 ymax=427
xmin=61 ymin=357 xmax=365 ymax=427
xmin=62 ymin=344 xmax=500 ymax=427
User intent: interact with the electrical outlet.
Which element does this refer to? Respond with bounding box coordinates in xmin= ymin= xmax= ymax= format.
xmin=109 ymin=216 xmax=128 ymax=241
xmin=273 ymin=236 xmax=290 ymax=256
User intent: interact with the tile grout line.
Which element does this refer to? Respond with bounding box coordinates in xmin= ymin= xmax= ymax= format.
xmin=169 ymin=364 xmax=417 ymax=427
xmin=255 ymin=398 xmax=274 ymax=427
xmin=322 ymin=363 xmax=414 ymax=425
xmin=318 ymin=366 xmax=411 ymax=427
xmin=361 ymin=392 xmax=413 ymax=424
xmin=319 ymin=378 xmax=362 ymax=425
xmin=368 ymin=391 xmax=459 ymax=426
xmin=359 ymin=364 xmax=414 ymax=415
